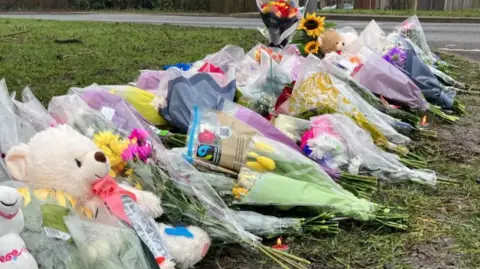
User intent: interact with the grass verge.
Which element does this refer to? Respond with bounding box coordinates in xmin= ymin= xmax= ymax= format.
xmin=1 ymin=19 xmax=480 ymax=269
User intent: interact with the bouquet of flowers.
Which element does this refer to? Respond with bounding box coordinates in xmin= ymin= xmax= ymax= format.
xmin=283 ymin=56 xmax=410 ymax=157
xmin=396 ymin=15 xmax=437 ymax=66
xmin=49 ymin=90 xmax=314 ymax=269
xmin=305 ymin=114 xmax=437 ymax=185
xmin=233 ymin=135 xmax=408 ymax=229
xmin=257 ymin=0 xmax=302 ymax=48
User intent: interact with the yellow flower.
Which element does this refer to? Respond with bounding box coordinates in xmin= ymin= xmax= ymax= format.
xmin=304 ymin=40 xmax=320 ymax=55
xmin=134 ymin=180 xmax=143 ymax=190
xmin=246 ymin=161 xmax=267 ymax=172
xmin=232 ymin=186 xmax=248 ymax=199
xmin=17 ymin=188 xmax=31 ymax=207
xmin=256 ymin=156 xmax=276 ymax=171
xmin=125 ymin=169 xmax=134 ymax=177
xmin=247 ymin=152 xmax=260 ymax=159
xmin=93 ymin=132 xmax=120 ymax=148
xmin=298 ymin=13 xmax=325 ymax=37
xmin=109 ymin=138 xmax=129 ymax=155
xmin=254 ymin=142 xmax=274 ymax=153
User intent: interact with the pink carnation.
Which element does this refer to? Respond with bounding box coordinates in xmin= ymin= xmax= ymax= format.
xmin=129 ymin=129 xmax=149 ymax=144
xmin=300 ymin=129 xmax=314 ymax=150
xmin=198 ymin=130 xmax=216 ymax=144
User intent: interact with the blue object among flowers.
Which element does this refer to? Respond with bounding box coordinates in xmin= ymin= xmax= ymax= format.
xmin=163 ymin=63 xmax=192 ymax=71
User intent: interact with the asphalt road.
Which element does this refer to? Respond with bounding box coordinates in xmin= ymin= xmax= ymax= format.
xmin=1 ymin=13 xmax=479 ymax=60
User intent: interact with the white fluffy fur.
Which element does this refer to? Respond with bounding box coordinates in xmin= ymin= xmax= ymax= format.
xmin=157 ymin=223 xmax=211 ymax=269
xmin=5 ymin=125 xmax=162 ymax=218
xmin=5 ymin=125 xmax=211 ymax=268
xmin=0 ymin=186 xmax=38 ymax=269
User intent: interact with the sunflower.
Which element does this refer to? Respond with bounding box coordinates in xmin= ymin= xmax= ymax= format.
xmin=304 ymin=40 xmax=320 ymax=54
xmin=298 ymin=13 xmax=325 ymax=37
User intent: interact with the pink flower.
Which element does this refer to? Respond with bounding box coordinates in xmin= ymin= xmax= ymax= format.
xmin=300 ymin=129 xmax=314 ymax=150
xmin=136 ymin=144 xmax=152 ymax=162
xmin=129 ymin=129 xmax=149 ymax=145
xmin=121 ymin=145 xmax=136 ymax=161
xmin=121 ymin=143 xmax=152 ymax=162
xmin=198 ymin=130 xmax=216 ymax=144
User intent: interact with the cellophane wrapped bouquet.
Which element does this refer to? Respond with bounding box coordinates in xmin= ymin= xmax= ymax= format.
xmin=233 ymin=135 xmax=408 ymax=229
xmin=257 ymin=0 xmax=302 ymax=48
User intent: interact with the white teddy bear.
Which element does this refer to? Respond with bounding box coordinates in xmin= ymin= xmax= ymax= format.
xmin=0 ymin=186 xmax=38 ymax=269
xmin=6 ymin=125 xmax=210 ymax=269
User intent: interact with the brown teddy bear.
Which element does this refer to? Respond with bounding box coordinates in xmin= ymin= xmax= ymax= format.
xmin=320 ymin=29 xmax=345 ymax=56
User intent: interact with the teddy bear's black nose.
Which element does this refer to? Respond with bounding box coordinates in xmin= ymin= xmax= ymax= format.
xmin=94 ymin=152 xmax=107 ymax=163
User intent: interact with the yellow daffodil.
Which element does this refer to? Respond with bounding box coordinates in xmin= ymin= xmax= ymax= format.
xmin=256 ymin=156 xmax=276 ymax=171
xmin=232 ymin=186 xmax=248 ymax=199
xmin=247 ymin=152 xmax=260 ymax=159
xmin=304 ymin=40 xmax=320 ymax=54
xmin=298 ymin=13 xmax=325 ymax=37
xmin=246 ymin=161 xmax=267 ymax=172
xmin=254 ymin=142 xmax=274 ymax=153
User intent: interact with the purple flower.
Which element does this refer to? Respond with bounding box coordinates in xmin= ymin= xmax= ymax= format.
xmin=383 ymin=47 xmax=407 ymax=69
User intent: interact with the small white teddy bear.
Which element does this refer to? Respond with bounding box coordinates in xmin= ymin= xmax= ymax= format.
xmin=5 ymin=124 xmax=163 ymax=218
xmin=0 ymin=186 xmax=38 ymax=269
xmin=6 ymin=125 xmax=211 ymax=268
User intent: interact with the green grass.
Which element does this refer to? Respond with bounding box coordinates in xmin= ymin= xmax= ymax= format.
xmin=1 ymin=19 xmax=480 ymax=269
xmin=319 ymin=8 xmax=480 ymax=17
xmin=0 ymin=19 xmax=263 ymax=105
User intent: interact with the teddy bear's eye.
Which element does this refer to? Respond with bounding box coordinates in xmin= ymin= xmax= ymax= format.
xmin=75 ymin=159 xmax=82 ymax=168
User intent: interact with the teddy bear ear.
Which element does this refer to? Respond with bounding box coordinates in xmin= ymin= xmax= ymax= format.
xmin=5 ymin=143 xmax=29 ymax=181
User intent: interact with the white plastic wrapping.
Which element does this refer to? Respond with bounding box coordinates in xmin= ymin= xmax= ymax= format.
xmin=290 ymin=54 xmax=410 ymax=145
xmin=311 ymin=114 xmax=436 ymax=185
xmin=0 ymin=79 xmax=36 ymax=155
xmin=11 ymin=87 xmax=57 ymax=131
xmin=357 ymin=20 xmax=392 ymax=55
xmin=64 ymin=215 xmax=151 ymax=269
xmin=396 ymin=15 xmax=436 ymax=65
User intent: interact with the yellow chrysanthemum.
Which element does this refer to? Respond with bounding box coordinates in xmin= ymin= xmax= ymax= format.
xmin=232 ymin=186 xmax=248 ymax=199
xmin=93 ymin=132 xmax=120 ymax=148
xmin=109 ymin=138 xmax=129 ymax=155
xmin=298 ymin=13 xmax=325 ymax=37
xmin=304 ymin=40 xmax=320 ymax=54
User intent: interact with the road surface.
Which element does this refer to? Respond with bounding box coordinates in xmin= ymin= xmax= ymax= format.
xmin=0 ymin=13 xmax=479 ymax=60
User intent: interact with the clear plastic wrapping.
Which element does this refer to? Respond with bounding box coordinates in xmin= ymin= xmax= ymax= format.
xmin=15 ymin=186 xmax=93 ymax=269
xmin=0 ymin=79 xmax=37 ymax=155
xmin=309 ymin=114 xmax=436 ymax=185
xmin=64 ymin=215 xmax=151 ymax=269
xmin=286 ymin=55 xmax=407 ymax=153
xmin=11 ymin=87 xmax=57 ymax=131
xmin=185 ymin=106 xmax=259 ymax=172
xmin=234 ymin=135 xmax=376 ymax=221
xmin=396 ymin=15 xmax=436 ymax=65
xmin=256 ymin=0 xmax=301 ymax=47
